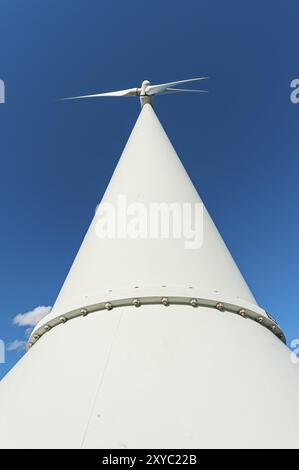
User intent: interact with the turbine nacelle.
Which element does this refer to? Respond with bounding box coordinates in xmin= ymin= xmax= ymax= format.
xmin=60 ymin=77 xmax=209 ymax=108
xmin=140 ymin=80 xmax=152 ymax=107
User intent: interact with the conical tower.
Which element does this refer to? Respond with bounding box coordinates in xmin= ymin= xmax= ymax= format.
xmin=0 ymin=103 xmax=299 ymax=449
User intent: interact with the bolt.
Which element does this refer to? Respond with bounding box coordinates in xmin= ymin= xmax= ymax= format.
xmin=216 ymin=302 xmax=224 ymax=312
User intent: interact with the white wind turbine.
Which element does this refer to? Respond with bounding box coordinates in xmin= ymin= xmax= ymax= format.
xmin=60 ymin=77 xmax=209 ymax=107
xmin=1 ymin=74 xmax=299 ymax=450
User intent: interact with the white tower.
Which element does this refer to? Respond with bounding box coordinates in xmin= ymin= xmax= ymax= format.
xmin=1 ymin=87 xmax=299 ymax=448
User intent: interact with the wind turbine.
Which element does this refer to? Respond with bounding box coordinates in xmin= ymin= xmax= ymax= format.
xmin=60 ymin=77 xmax=209 ymax=107
xmin=0 ymin=75 xmax=299 ymax=450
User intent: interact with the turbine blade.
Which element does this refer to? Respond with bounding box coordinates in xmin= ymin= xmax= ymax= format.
xmin=145 ymin=77 xmax=209 ymax=96
xmin=60 ymin=88 xmax=139 ymax=100
xmin=162 ymin=88 xmax=209 ymax=95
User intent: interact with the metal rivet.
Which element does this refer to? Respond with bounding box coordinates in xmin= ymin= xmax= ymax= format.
xmin=81 ymin=308 xmax=88 ymax=316
xmin=258 ymin=317 xmax=263 ymax=323
xmin=59 ymin=316 xmax=67 ymax=324
xmin=216 ymin=302 xmax=224 ymax=312
xmin=105 ymin=302 xmax=113 ymax=310
xmin=44 ymin=324 xmax=51 ymax=331
xmin=238 ymin=309 xmax=246 ymax=317
xmin=271 ymin=325 xmax=276 ymax=331
xmin=33 ymin=334 xmax=40 ymax=340
xmin=133 ymin=298 xmax=141 ymax=307
xmin=190 ymin=299 xmax=198 ymax=307
xmin=161 ymin=297 xmax=169 ymax=306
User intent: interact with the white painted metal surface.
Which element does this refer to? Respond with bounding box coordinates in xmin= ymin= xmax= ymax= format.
xmin=39 ymin=103 xmax=256 ymax=327
xmin=1 ymin=305 xmax=299 ymax=449
xmin=0 ymin=103 xmax=298 ymax=449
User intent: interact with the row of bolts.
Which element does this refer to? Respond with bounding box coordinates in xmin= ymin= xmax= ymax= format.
xmin=27 ymin=298 xmax=283 ymax=348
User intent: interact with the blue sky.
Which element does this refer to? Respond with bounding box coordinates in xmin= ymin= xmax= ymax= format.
xmin=0 ymin=0 xmax=298 ymax=378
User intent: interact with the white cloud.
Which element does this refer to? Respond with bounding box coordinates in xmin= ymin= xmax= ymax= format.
xmin=6 ymin=339 xmax=26 ymax=352
xmin=25 ymin=327 xmax=33 ymax=337
xmin=13 ymin=305 xmax=52 ymax=328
